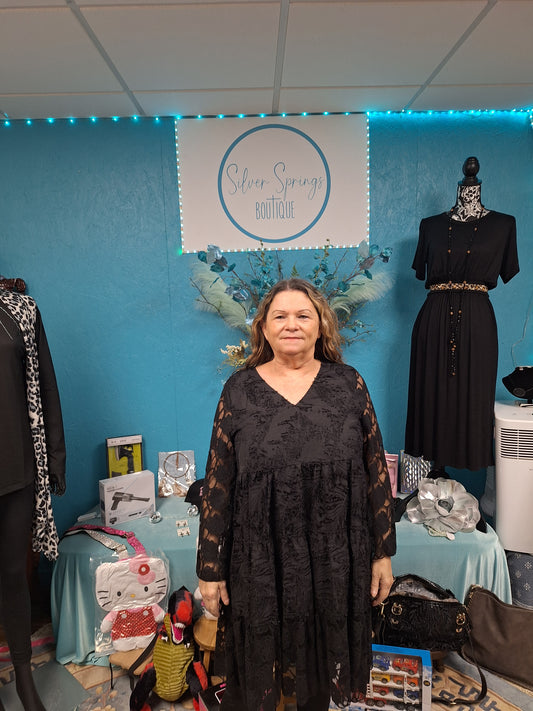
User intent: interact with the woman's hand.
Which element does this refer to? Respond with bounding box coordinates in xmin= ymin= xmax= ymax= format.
xmin=198 ymin=579 xmax=230 ymax=618
xmin=370 ymin=556 xmax=394 ymax=606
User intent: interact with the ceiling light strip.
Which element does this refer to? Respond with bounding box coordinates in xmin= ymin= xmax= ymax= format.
xmin=2 ymin=109 xmax=532 ymax=128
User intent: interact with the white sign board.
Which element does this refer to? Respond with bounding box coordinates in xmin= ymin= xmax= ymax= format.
xmin=175 ymin=114 xmax=368 ymax=252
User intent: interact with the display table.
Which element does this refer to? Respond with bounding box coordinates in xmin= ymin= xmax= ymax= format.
xmin=51 ymin=499 xmax=512 ymax=666
xmin=391 ymin=516 xmax=512 ymax=604
xmin=51 ymin=496 xmax=199 ymax=665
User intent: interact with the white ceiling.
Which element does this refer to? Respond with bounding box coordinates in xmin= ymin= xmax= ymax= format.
xmin=1 ymin=0 xmax=532 ymax=120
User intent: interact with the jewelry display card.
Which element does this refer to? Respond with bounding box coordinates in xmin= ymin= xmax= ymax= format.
xmin=157 ymin=450 xmax=196 ymax=497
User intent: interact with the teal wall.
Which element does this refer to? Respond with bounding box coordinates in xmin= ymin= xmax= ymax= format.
xmin=1 ymin=112 xmax=531 ymax=537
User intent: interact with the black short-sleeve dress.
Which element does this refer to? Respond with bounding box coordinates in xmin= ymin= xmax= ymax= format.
xmin=197 ymin=361 xmax=396 ymax=710
xmin=405 ymin=210 xmax=519 ymax=471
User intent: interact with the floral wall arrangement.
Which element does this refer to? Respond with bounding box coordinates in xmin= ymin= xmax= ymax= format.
xmin=190 ymin=241 xmax=393 ymax=371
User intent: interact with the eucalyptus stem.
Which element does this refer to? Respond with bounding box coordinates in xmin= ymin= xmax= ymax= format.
xmin=192 ymin=241 xmax=392 ymax=371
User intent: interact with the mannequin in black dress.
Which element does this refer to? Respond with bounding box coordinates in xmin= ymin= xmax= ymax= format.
xmin=0 ymin=277 xmax=66 ymax=711
xmin=431 ymin=156 xmax=486 ymax=477
xmin=405 ymin=157 xmax=519 ymax=476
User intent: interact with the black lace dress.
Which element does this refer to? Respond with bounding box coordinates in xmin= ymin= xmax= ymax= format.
xmin=197 ymin=361 xmax=396 ymax=710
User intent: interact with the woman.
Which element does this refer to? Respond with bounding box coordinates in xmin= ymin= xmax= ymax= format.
xmin=197 ymin=278 xmax=395 ymax=711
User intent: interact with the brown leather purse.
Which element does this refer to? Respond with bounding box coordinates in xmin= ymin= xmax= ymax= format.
xmin=462 ymin=584 xmax=533 ymax=691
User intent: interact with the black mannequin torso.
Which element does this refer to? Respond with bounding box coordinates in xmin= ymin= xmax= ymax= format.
xmin=0 ymin=277 xmax=65 ymax=711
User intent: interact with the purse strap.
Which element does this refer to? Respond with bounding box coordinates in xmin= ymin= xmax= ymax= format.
xmin=433 ymin=632 xmax=487 ymax=706
xmin=390 ymin=573 xmax=457 ymax=600
xmin=64 ymin=524 xmax=146 ymax=558
xmin=126 ymin=623 xmax=162 ymax=689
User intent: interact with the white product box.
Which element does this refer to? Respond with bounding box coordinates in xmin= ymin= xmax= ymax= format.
xmin=99 ymin=469 xmax=156 ymax=525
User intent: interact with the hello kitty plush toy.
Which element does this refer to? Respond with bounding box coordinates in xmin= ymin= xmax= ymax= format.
xmin=63 ymin=524 xmax=170 ymax=653
xmin=95 ymin=553 xmax=168 ymax=652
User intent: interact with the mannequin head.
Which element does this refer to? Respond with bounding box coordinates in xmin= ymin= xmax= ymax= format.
xmin=451 ymin=156 xmax=488 ymax=222
xmin=459 ymin=156 xmax=481 ymax=186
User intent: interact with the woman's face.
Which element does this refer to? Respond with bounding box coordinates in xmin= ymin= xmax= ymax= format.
xmin=262 ymin=289 xmax=321 ymax=360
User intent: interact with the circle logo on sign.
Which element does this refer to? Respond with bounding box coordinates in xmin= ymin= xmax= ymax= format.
xmin=218 ymin=124 xmax=331 ymax=244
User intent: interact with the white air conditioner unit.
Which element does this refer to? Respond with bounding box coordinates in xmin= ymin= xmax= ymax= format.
xmin=494 ymin=401 xmax=533 ymax=555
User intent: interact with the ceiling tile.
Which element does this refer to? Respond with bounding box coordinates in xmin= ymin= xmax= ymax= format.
xmin=0 ymin=1 xmax=64 ymax=6
xmin=410 ymin=84 xmax=533 ymax=112
xmin=0 ymin=93 xmax=136 ymax=120
xmin=83 ymin=3 xmax=280 ymax=90
xmin=279 ymin=86 xmax=419 ymax=114
xmin=134 ymin=88 xmax=276 ymax=117
xmin=0 ymin=7 xmax=122 ymax=93
xmin=78 ymin=0 xmax=272 ymax=4
xmin=282 ymin=1 xmax=486 ymax=86
xmin=433 ymin=1 xmax=533 ymax=84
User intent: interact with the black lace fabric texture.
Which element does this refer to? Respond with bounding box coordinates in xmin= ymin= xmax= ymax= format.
xmin=197 ymin=362 xmax=396 ymax=710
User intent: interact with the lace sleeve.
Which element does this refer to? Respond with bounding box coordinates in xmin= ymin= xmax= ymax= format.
xmin=196 ymin=386 xmax=236 ymax=582
xmin=358 ymin=373 xmax=397 ymax=560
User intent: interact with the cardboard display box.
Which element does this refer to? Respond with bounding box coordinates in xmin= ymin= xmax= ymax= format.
xmin=99 ymin=469 xmax=156 ymax=525
xmin=329 ymin=644 xmax=432 ymax=711
xmin=106 ymin=434 xmax=143 ymax=477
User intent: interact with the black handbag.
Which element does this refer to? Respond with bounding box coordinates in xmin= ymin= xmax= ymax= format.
xmin=373 ymin=573 xmax=487 ymax=705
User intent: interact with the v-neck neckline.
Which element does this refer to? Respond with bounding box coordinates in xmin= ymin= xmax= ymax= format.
xmin=254 ymin=362 xmax=322 ymax=406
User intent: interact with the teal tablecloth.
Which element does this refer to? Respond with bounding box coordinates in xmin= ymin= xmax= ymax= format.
xmin=51 ymin=499 xmax=511 ymax=666
xmin=391 ymin=517 xmax=512 ymax=604
xmin=51 ymin=496 xmax=199 ymax=665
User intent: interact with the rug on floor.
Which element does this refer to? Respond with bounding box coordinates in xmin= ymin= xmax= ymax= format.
xmin=2 ymin=627 xmax=533 ymax=711
xmin=0 ymin=659 xmax=89 ymax=710
xmin=0 ymin=623 xmax=56 ymax=686
xmin=74 ymin=670 xmax=198 ymax=711
xmin=65 ymin=654 xmax=201 ymax=710
xmin=0 ymin=623 xmax=55 ymax=665
xmin=435 ymin=651 xmax=533 ymax=711
xmin=84 ymin=659 xmax=532 ymax=711
xmin=432 ymin=663 xmax=522 ymax=711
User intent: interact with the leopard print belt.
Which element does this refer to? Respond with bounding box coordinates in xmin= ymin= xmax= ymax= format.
xmin=429 ymin=282 xmax=488 ymax=293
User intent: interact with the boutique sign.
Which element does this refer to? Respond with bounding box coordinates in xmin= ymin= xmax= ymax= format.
xmin=176 ymin=114 xmax=368 ymax=252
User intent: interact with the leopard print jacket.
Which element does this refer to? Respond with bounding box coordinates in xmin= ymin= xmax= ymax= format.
xmin=0 ymin=289 xmax=59 ymax=560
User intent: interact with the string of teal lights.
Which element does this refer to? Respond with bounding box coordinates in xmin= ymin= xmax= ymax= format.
xmin=2 ymin=108 xmax=533 ymax=128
